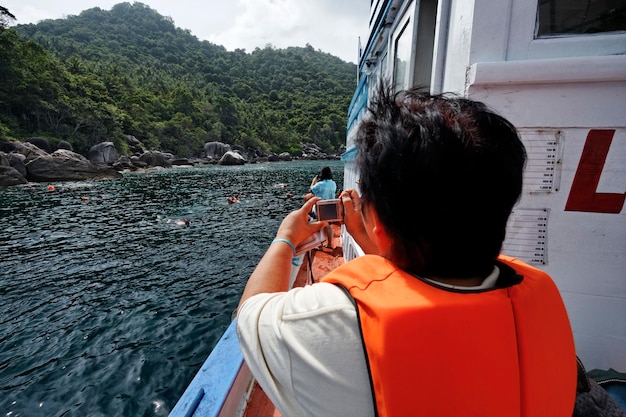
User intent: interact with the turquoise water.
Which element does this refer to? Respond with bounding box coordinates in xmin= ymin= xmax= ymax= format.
xmin=0 ymin=160 xmax=344 ymax=417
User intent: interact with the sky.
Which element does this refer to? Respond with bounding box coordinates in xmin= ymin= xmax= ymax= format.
xmin=2 ymin=0 xmax=370 ymax=64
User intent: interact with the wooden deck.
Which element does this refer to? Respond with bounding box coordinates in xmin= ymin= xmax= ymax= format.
xmin=243 ymin=225 xmax=344 ymax=417
xmin=293 ymin=225 xmax=344 ymax=287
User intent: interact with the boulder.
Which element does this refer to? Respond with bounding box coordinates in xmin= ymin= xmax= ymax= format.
xmin=114 ymin=155 xmax=134 ymax=170
xmin=302 ymin=143 xmax=327 ymax=159
xmin=57 ymin=140 xmax=73 ymax=151
xmin=7 ymin=153 xmax=27 ymax=177
xmin=218 ymin=151 xmax=246 ymax=165
xmin=278 ymin=152 xmax=293 ymax=161
xmin=8 ymin=141 xmax=49 ymax=160
xmin=139 ymin=150 xmax=173 ymax=168
xmin=25 ymin=137 xmax=52 ymax=153
xmin=172 ymin=158 xmax=193 ymax=166
xmin=161 ymin=152 xmax=175 ymax=161
xmin=25 ymin=149 xmax=123 ymax=182
xmin=268 ymin=153 xmax=281 ymax=162
xmin=231 ymin=145 xmax=252 ymax=160
xmin=250 ymin=147 xmax=269 ymax=159
xmin=303 ymin=142 xmax=323 ymax=153
xmin=0 ymin=165 xmax=27 ymax=186
xmin=54 ymin=149 xmax=89 ymax=163
xmin=130 ymin=156 xmax=148 ymax=168
xmin=119 ymin=155 xmax=131 ymax=164
xmin=0 ymin=138 xmax=19 ymax=153
xmin=88 ymin=142 xmax=118 ymax=164
xmin=125 ymin=135 xmax=145 ymax=154
xmin=204 ymin=141 xmax=231 ymax=160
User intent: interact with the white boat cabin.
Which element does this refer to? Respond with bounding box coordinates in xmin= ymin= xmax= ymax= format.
xmin=343 ymin=0 xmax=626 ymax=373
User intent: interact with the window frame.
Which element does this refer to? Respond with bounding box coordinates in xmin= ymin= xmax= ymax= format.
xmin=506 ymin=0 xmax=626 ymax=60
xmin=388 ymin=0 xmax=419 ymax=91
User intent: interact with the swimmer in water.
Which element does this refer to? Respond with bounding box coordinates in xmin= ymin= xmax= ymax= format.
xmin=227 ymin=194 xmax=241 ymax=204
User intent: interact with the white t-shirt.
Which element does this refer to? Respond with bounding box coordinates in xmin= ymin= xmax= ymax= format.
xmin=236 ymin=267 xmax=500 ymax=417
xmin=237 ymin=282 xmax=374 ymax=417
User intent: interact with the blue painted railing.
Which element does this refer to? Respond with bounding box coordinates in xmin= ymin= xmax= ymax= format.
xmin=169 ymin=320 xmax=251 ymax=417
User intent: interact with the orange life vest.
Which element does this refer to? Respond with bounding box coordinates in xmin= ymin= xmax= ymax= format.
xmin=323 ymin=254 xmax=577 ymax=417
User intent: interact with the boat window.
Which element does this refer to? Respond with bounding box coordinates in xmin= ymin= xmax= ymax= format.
xmin=393 ymin=20 xmax=412 ymax=92
xmin=537 ymin=0 xmax=626 ymax=36
xmin=387 ymin=0 xmax=437 ymax=92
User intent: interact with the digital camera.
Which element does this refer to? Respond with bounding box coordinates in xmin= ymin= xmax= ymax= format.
xmin=315 ymin=199 xmax=344 ymax=223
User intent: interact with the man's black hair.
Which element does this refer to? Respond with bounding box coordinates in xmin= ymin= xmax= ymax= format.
xmin=355 ymin=83 xmax=527 ymax=278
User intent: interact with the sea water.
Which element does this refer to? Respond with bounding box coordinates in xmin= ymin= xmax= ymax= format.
xmin=0 ymin=160 xmax=343 ymax=417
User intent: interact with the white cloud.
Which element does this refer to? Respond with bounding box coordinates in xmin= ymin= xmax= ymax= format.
xmin=207 ymin=0 xmax=367 ymax=62
xmin=208 ymin=0 xmax=303 ymax=50
xmin=2 ymin=0 xmax=369 ymax=63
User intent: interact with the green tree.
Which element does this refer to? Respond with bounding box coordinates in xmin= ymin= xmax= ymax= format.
xmin=2 ymin=2 xmax=357 ymax=157
xmin=0 ymin=6 xmax=16 ymax=29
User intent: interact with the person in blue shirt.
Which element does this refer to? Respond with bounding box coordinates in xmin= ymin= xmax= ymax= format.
xmin=305 ymin=166 xmax=337 ymax=248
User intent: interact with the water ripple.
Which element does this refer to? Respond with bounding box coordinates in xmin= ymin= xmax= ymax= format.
xmin=0 ymin=161 xmax=342 ymax=417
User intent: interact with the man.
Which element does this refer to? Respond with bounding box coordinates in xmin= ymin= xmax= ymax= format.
xmin=237 ymin=85 xmax=577 ymax=417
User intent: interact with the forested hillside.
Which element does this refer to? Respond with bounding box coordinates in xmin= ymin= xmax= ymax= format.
xmin=0 ymin=2 xmax=356 ymax=157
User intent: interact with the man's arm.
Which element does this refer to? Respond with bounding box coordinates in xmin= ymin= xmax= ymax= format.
xmin=237 ymin=197 xmax=325 ymax=312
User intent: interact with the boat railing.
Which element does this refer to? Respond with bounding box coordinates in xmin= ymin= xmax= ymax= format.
xmin=168 ymin=319 xmax=253 ymax=417
xmin=347 ymin=76 xmax=369 ymax=135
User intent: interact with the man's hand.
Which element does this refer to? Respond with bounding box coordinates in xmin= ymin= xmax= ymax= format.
xmin=340 ymin=189 xmax=379 ymax=255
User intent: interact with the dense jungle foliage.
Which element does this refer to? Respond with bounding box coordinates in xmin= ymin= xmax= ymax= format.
xmin=0 ymin=2 xmax=357 ymax=157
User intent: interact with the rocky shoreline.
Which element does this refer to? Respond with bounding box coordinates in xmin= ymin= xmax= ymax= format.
xmin=0 ymin=135 xmax=342 ymax=187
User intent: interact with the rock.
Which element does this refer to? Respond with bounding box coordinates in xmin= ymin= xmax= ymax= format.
xmin=204 ymin=141 xmax=231 ymax=160
xmin=303 ymin=143 xmax=323 ymax=153
xmin=301 ymin=143 xmax=328 ymax=159
xmin=218 ymin=151 xmax=246 ymax=165
xmin=89 ymin=142 xmax=118 ymax=164
xmin=118 ymin=155 xmax=131 ymax=164
xmin=0 ymin=165 xmax=27 ymax=186
xmin=172 ymin=158 xmax=193 ymax=166
xmin=25 ymin=137 xmax=52 ymax=153
xmin=278 ymin=152 xmax=292 ymax=161
xmin=139 ymin=150 xmax=173 ymax=168
xmin=7 ymin=153 xmax=27 ymax=177
xmin=54 ymin=149 xmax=89 ymax=163
xmin=57 ymin=140 xmax=73 ymax=151
xmin=231 ymin=145 xmax=253 ymax=160
xmin=112 ymin=155 xmax=135 ymax=171
xmin=125 ymin=135 xmax=141 ymax=147
xmin=25 ymin=149 xmax=123 ymax=182
xmin=125 ymin=135 xmax=145 ymax=154
xmin=267 ymin=153 xmax=281 ymax=162
xmin=129 ymin=156 xmax=148 ymax=168
xmin=251 ymin=147 xmax=269 ymax=159
xmin=0 ymin=138 xmax=18 ymax=153
xmin=8 ymin=141 xmax=49 ymax=160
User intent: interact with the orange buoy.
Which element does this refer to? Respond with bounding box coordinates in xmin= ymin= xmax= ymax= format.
xmin=48 ymin=185 xmax=55 ymax=191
